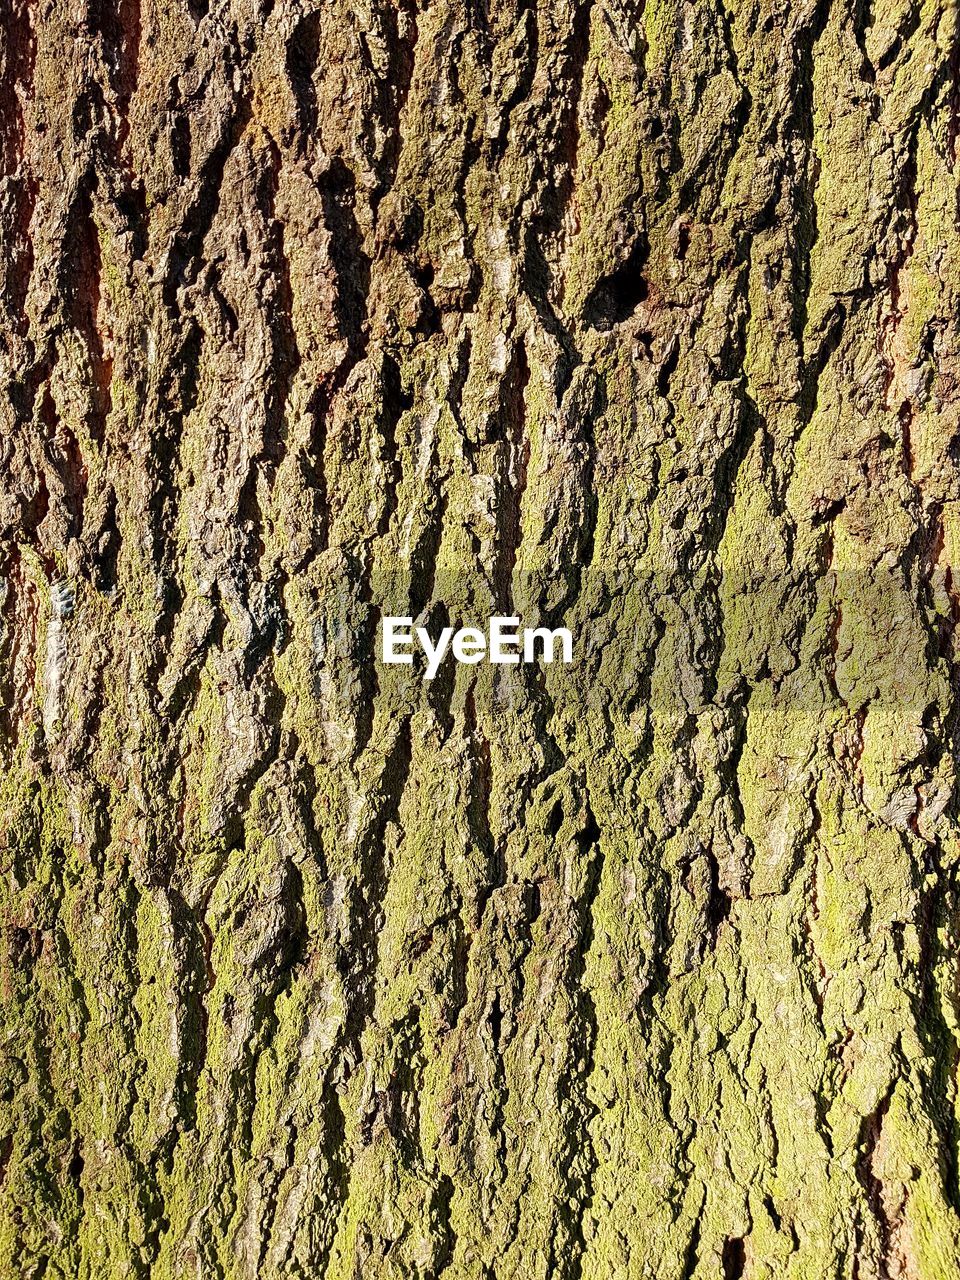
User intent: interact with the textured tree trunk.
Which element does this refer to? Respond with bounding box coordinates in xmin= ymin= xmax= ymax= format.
xmin=2 ymin=0 xmax=960 ymax=1277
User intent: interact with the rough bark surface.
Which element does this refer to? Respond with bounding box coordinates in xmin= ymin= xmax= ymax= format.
xmin=2 ymin=1 xmax=960 ymax=1277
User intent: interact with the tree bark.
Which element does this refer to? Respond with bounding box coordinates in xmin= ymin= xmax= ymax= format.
xmin=2 ymin=0 xmax=960 ymax=1277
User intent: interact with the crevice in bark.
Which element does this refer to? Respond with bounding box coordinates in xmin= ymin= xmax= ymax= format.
xmin=89 ymin=0 xmax=142 ymax=115
xmin=342 ymin=721 xmax=413 ymax=1054
xmin=492 ymin=335 xmax=530 ymax=612
xmin=376 ymin=352 xmax=412 ymax=539
xmin=857 ymin=1086 xmax=896 ymax=1271
xmin=318 ymin=157 xmax=371 ymax=363
xmin=162 ymin=90 xmax=253 ymax=309
xmin=721 ymin=1236 xmax=746 ymax=1280
xmin=284 ymin=11 xmax=323 ymax=146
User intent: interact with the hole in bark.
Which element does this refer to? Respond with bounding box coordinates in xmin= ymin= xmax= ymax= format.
xmin=811 ymin=496 xmax=846 ymax=527
xmin=576 ymin=806 xmax=600 ymax=857
xmin=547 ymin=800 xmax=564 ymax=838
xmin=91 ymin=487 xmax=120 ymax=592
xmin=705 ymin=845 xmax=732 ymax=945
xmin=411 ymin=260 xmax=441 ymax=335
xmin=722 ymin=1237 xmax=746 ymax=1280
xmin=583 ymin=234 xmax=650 ymax=329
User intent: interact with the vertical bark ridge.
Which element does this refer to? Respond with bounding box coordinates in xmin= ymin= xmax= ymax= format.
xmin=1 ymin=0 xmax=960 ymax=1277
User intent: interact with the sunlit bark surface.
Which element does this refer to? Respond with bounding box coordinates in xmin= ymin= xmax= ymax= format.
xmin=2 ymin=1 xmax=960 ymax=1276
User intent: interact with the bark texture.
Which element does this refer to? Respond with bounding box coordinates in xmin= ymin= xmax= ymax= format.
xmin=2 ymin=0 xmax=960 ymax=1277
